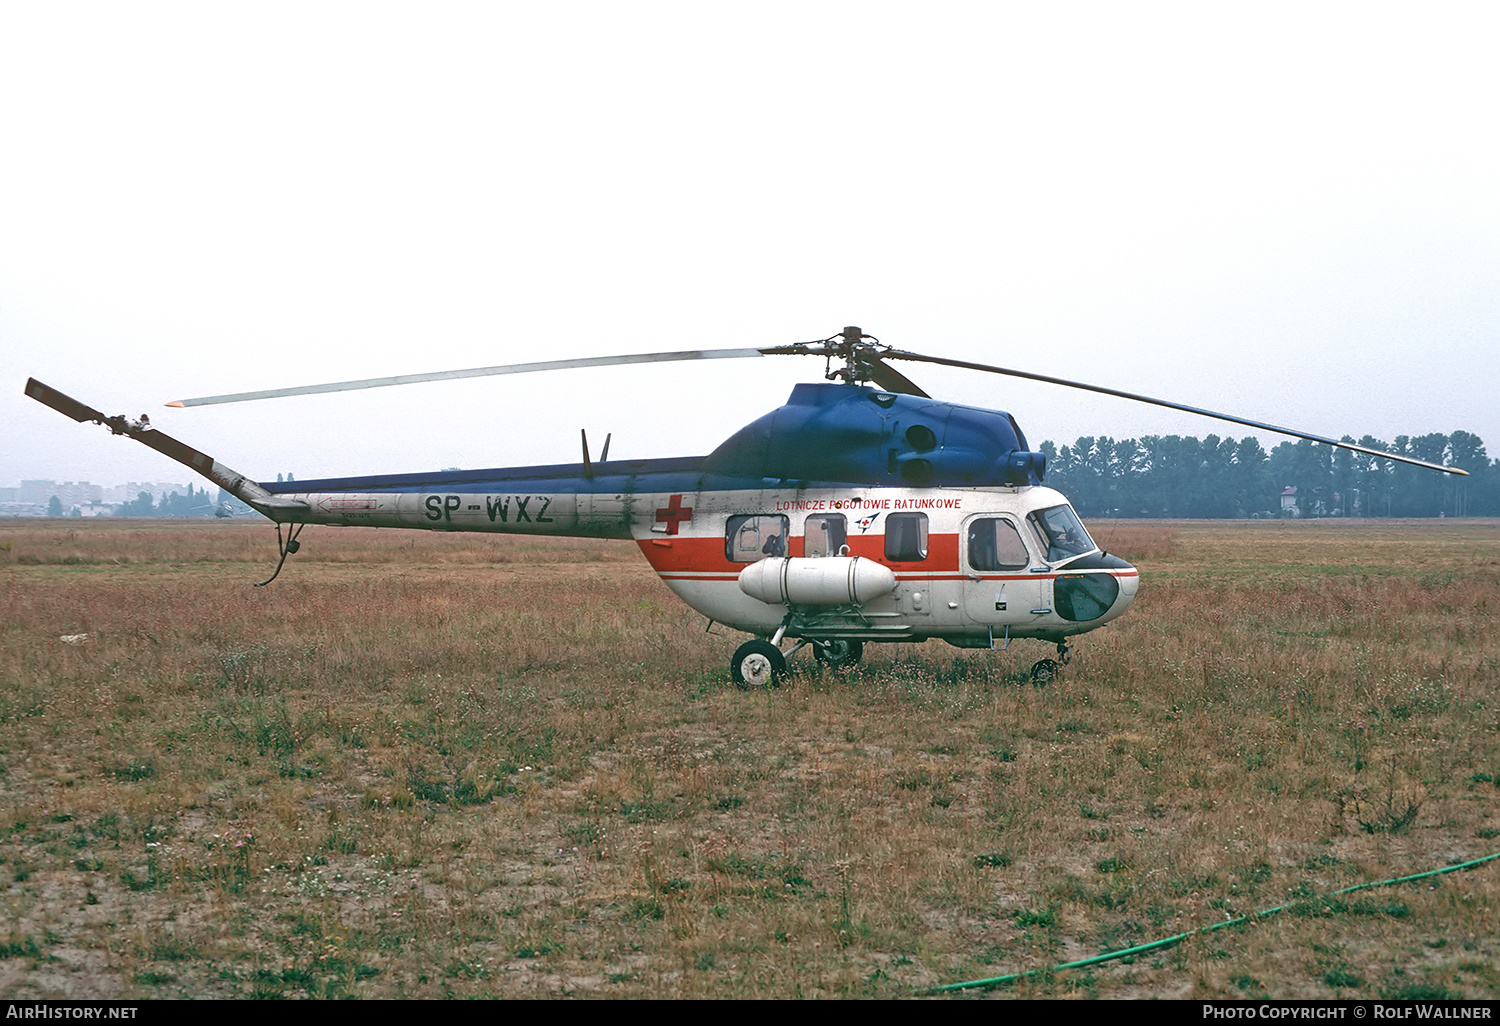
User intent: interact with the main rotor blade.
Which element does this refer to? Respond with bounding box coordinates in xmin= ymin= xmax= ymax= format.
xmin=166 ymin=349 xmax=768 ymax=407
xmin=884 ymin=350 xmax=1468 ymax=476
xmin=867 ymin=358 xmax=930 ymax=398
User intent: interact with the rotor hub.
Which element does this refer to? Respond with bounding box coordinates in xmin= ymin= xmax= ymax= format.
xmin=817 ymin=325 xmax=886 ymax=386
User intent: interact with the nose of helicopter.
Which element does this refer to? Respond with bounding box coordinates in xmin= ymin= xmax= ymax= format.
xmin=1058 ymin=551 xmax=1138 ymax=626
xmin=1113 ymin=560 xmax=1140 ymax=619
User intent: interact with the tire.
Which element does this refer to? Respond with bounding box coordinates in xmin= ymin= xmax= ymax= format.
xmin=812 ymin=639 xmax=864 ymax=671
xmin=1029 ymin=658 xmax=1060 ymax=686
xmin=731 ymin=640 xmax=786 ymax=689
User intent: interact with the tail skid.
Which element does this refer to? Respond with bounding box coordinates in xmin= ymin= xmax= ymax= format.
xmin=24 ymin=378 xmax=309 ymax=521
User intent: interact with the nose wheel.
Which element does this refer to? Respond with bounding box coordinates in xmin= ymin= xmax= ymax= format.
xmin=731 ymin=639 xmax=787 ymax=689
xmin=1029 ymin=640 xmax=1071 ymax=686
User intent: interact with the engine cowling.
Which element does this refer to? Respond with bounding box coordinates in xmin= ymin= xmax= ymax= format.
xmin=737 ymin=556 xmax=898 ymax=606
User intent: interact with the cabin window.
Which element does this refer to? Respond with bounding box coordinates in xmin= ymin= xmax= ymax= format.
xmin=803 ymin=514 xmax=847 ymax=557
xmin=725 ymin=514 xmax=790 ymax=562
xmin=1026 ymin=504 xmax=1095 ymax=562
xmin=884 ymin=512 xmax=928 ymax=562
xmin=967 ymin=517 xmax=1030 ymax=572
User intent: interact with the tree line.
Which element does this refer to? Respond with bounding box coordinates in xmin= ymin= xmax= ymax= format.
xmin=114 ymin=482 xmax=218 ymax=517
xmin=112 ymin=476 xmax=292 ymax=517
xmin=1038 ymin=431 xmax=1495 ymax=518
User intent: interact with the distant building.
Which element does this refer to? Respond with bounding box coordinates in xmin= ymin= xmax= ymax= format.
xmin=3 ymin=478 xmax=218 ymax=517
xmin=60 ymin=482 xmax=103 ymax=506
xmin=18 ymin=480 xmax=101 ymax=508
xmin=19 ymin=480 xmax=55 ymax=504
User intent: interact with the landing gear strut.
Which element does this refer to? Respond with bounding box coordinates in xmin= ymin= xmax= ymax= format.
xmin=1029 ymin=640 xmax=1071 ymax=686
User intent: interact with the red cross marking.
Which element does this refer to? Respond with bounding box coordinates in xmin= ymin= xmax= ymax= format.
xmin=655 ymin=494 xmax=694 ymax=535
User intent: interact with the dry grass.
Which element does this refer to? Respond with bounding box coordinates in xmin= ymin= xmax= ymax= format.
xmin=1 ymin=517 xmax=1498 ymax=999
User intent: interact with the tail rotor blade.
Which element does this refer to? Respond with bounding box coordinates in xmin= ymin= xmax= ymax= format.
xmin=25 ymin=377 xmax=109 ymax=424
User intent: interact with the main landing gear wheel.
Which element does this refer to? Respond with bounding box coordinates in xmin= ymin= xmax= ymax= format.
xmin=813 ymin=639 xmax=864 ymax=671
xmin=731 ymin=640 xmax=786 ymax=689
xmin=1029 ymin=659 xmax=1060 ymax=686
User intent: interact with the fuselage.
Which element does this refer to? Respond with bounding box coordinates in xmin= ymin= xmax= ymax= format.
xmin=261 ymin=460 xmax=1139 ymax=647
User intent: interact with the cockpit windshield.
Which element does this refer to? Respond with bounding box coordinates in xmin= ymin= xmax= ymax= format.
xmin=1026 ymin=504 xmax=1096 ymax=563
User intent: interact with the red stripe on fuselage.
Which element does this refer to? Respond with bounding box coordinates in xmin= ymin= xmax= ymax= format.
xmin=636 ymin=533 xmax=961 ymax=574
xmin=638 ymin=536 xmax=1138 ymax=581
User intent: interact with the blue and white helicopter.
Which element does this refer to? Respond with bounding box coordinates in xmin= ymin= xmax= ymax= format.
xmin=26 ymin=327 xmax=1462 ymax=686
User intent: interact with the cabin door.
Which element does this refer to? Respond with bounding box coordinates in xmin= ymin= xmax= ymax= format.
xmin=960 ymin=515 xmax=1049 ymax=626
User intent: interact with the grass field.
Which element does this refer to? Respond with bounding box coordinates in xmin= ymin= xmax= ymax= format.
xmin=1 ymin=517 xmax=1497 ymax=999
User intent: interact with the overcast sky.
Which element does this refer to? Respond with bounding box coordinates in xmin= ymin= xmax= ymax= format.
xmin=3 ymin=2 xmax=1496 ymax=488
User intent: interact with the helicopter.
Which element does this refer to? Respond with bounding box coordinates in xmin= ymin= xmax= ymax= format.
xmin=25 ymin=327 xmax=1465 ymax=687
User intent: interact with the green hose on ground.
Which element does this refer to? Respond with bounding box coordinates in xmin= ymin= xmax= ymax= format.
xmin=921 ymin=849 xmax=1500 ymax=996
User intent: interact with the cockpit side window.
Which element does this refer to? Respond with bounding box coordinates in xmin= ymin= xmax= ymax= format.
xmin=804 ymin=514 xmax=847 ymax=557
xmin=967 ymin=517 xmax=1030 ymax=571
xmin=725 ymin=514 xmax=790 ymax=562
xmin=1026 ymin=504 xmax=1095 ymax=562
